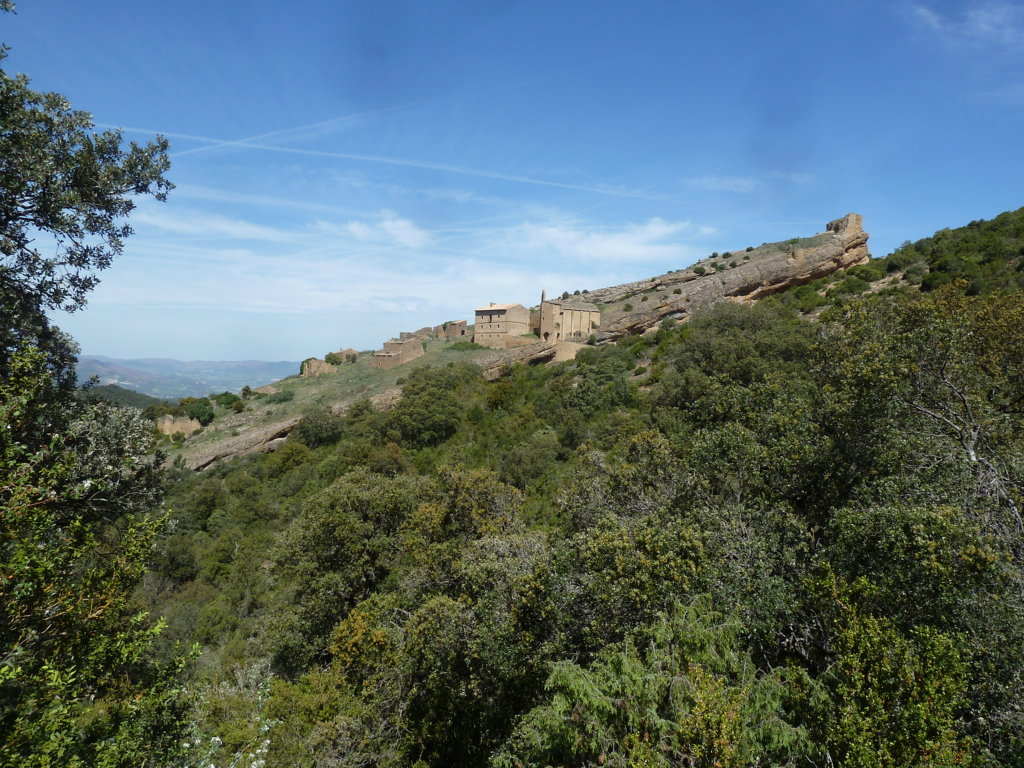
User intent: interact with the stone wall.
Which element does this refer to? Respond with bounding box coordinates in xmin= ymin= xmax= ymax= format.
xmin=370 ymin=337 xmax=424 ymax=369
xmin=442 ymin=320 xmax=468 ymax=337
xmin=156 ymin=415 xmax=201 ymax=437
xmin=301 ymin=358 xmax=336 ymax=376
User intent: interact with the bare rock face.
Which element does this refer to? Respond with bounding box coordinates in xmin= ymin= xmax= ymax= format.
xmin=185 ymin=418 xmax=301 ymax=470
xmin=592 ymin=213 xmax=869 ymax=342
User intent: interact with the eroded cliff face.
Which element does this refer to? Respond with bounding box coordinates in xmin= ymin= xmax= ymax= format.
xmin=591 ymin=213 xmax=870 ymax=341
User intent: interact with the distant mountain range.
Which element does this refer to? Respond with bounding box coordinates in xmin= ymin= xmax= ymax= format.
xmin=77 ymin=356 xmax=300 ymax=399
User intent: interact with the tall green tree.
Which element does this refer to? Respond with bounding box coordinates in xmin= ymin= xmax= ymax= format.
xmin=0 ymin=34 xmax=171 ymax=385
xmin=0 ymin=11 xmax=184 ymax=764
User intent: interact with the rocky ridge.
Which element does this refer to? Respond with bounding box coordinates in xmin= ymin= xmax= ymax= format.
xmin=590 ymin=213 xmax=869 ymax=341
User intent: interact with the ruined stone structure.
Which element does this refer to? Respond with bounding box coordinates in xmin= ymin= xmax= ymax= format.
xmin=399 ymin=327 xmax=436 ymax=341
xmin=335 ymin=348 xmax=358 ymax=362
xmin=370 ymin=337 xmax=424 ymax=370
xmin=442 ymin=320 xmax=468 ymax=338
xmin=474 ymin=302 xmax=531 ymax=348
xmin=301 ymin=358 xmax=336 ymax=376
xmin=537 ymin=293 xmax=601 ymax=342
xmin=156 ymin=415 xmax=201 ymax=437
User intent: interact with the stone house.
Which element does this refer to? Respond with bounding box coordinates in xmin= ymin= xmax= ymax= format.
xmin=474 ymin=302 xmax=530 ymax=348
xmin=370 ymin=337 xmax=425 ymax=370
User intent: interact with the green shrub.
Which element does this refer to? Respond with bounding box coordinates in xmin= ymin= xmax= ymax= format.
xmin=291 ymin=408 xmax=344 ymax=448
xmin=832 ymin=275 xmax=870 ymax=295
xmin=849 ymin=263 xmax=885 ymax=284
xmin=694 ymin=265 xmax=707 ymax=276
xmin=184 ymin=401 xmax=214 ymax=425
xmin=213 ymin=391 xmax=241 ymax=408
xmin=265 ymin=390 xmax=295 ymax=404
xmin=623 ymin=303 xmax=633 ymax=311
xmin=746 ymin=246 xmax=754 ymax=252
xmin=673 ymin=288 xmax=682 ymax=294
xmin=324 ymin=352 xmax=343 ymax=365
xmin=921 ymin=270 xmax=954 ymax=292
xmin=450 ymin=341 xmax=485 ymax=351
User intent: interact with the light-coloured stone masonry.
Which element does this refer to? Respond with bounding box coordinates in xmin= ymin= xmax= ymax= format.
xmin=473 ymin=302 xmax=531 ymax=348
xmin=156 ymin=415 xmax=201 ymax=437
xmin=370 ymin=337 xmax=424 ymax=369
xmin=538 ymin=297 xmax=601 ymax=342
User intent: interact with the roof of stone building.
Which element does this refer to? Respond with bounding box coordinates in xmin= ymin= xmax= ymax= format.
xmin=475 ymin=302 xmax=527 ymax=312
xmin=548 ymin=299 xmax=600 ymax=312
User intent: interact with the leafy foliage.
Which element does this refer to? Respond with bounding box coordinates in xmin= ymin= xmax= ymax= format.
xmin=142 ymin=212 xmax=1024 ymax=768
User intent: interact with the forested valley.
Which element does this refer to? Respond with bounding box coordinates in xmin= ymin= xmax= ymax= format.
xmin=4 ymin=6 xmax=1024 ymax=761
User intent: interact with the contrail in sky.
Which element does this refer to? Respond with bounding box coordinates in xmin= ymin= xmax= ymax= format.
xmin=167 ymin=104 xmax=418 ymax=158
xmin=107 ymin=124 xmax=671 ymax=202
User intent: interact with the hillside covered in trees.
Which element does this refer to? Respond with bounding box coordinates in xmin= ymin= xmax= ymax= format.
xmin=136 ymin=207 xmax=1024 ymax=768
xmin=5 ymin=0 xmax=1024 ymax=762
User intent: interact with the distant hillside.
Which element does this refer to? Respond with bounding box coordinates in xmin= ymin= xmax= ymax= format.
xmin=80 ymin=384 xmax=170 ymax=409
xmin=77 ymin=356 xmax=300 ymax=399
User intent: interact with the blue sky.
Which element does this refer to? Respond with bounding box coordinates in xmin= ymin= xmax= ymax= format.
xmin=6 ymin=0 xmax=1024 ymax=360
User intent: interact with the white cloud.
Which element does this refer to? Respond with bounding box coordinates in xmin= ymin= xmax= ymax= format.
xmin=132 ymin=208 xmax=297 ymax=242
xmin=343 ymin=210 xmax=432 ymax=249
xmin=514 ymin=217 xmax=694 ymax=263
xmin=910 ymin=2 xmax=1024 ymax=48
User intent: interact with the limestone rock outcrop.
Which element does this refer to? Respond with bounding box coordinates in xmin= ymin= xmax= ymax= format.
xmin=591 ymin=213 xmax=869 ymax=342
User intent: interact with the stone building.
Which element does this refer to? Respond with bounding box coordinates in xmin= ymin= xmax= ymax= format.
xmin=370 ymin=337 xmax=425 ymax=370
xmin=441 ymin=320 xmax=468 ymax=338
xmin=537 ymin=292 xmax=601 ymax=342
xmin=474 ymin=302 xmax=530 ymax=348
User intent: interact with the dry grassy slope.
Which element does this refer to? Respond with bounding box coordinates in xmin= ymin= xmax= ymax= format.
xmin=171 ymin=340 xmax=504 ymax=469
xmin=173 ymin=214 xmax=869 ymax=469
